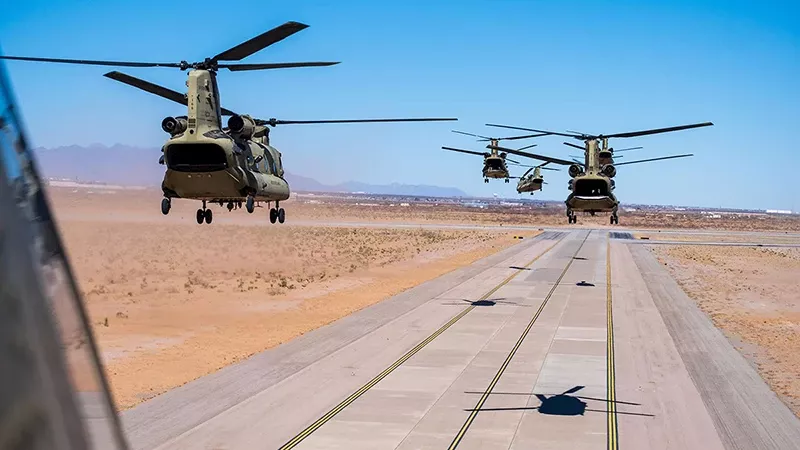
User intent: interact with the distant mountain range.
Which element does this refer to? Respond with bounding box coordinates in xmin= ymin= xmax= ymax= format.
xmin=32 ymin=144 xmax=470 ymax=198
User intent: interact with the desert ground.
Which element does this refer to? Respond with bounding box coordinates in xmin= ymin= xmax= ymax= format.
xmin=651 ymin=244 xmax=800 ymax=417
xmin=44 ymin=185 xmax=800 ymax=420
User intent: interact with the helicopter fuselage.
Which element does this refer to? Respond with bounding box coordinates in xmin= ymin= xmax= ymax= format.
xmin=516 ymin=177 xmax=543 ymax=194
xmin=482 ymin=155 xmax=509 ymax=179
xmin=161 ymin=133 xmax=290 ymax=203
xmin=566 ymin=172 xmax=617 ymax=213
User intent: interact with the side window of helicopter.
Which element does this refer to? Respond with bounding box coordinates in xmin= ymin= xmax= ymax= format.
xmin=261 ymin=150 xmax=276 ymax=175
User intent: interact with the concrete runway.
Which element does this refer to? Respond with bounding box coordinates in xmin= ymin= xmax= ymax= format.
xmin=119 ymin=230 xmax=800 ymax=449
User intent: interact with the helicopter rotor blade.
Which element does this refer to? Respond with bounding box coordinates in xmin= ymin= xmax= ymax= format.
xmin=506 ymin=157 xmax=520 ymax=164
xmin=221 ymin=61 xmax=340 ymax=71
xmin=486 ymin=123 xmax=584 ymax=139
xmin=563 ymin=142 xmax=586 ymax=150
xmin=0 ymin=55 xmax=182 ymax=68
xmin=213 ymin=21 xmax=310 ymax=61
xmin=612 ymin=146 xmax=643 ymax=152
xmin=538 ymin=162 xmax=559 ymax=171
xmin=602 ymin=122 xmax=714 ymax=139
xmin=441 ymin=146 xmax=489 ymax=157
xmin=452 ymin=130 xmax=493 ymax=140
xmin=477 ymin=132 xmax=551 ymax=142
xmin=522 ymin=167 xmax=534 ymax=177
xmin=516 ymin=143 xmax=538 ymax=151
xmin=103 ymin=71 xmax=238 ymax=115
xmin=614 ymin=154 xmax=694 ymax=166
xmin=487 ymin=145 xmax=575 ymax=166
xmin=263 ymin=117 xmax=457 ymax=126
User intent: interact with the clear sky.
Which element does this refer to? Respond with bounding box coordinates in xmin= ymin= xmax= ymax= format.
xmin=1 ymin=0 xmax=798 ymax=210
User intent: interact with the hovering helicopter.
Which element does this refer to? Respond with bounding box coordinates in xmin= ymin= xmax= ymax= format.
xmin=484 ymin=122 xmax=714 ymax=224
xmin=515 ymin=162 xmax=558 ymax=195
xmin=441 ymin=130 xmax=549 ymax=183
xmin=0 ymin=21 xmax=456 ymax=225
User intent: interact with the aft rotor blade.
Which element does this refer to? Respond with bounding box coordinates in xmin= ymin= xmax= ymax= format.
xmin=488 ymin=145 xmax=575 ymax=166
xmin=563 ymin=142 xmax=585 ymax=150
xmin=522 ymin=167 xmax=534 ymax=177
xmin=442 ymin=146 xmax=488 ymax=157
xmin=264 ymin=118 xmax=457 ymax=126
xmin=516 ymin=143 xmax=538 ymax=151
xmin=540 ymin=166 xmax=559 ymax=171
xmin=486 ymin=123 xmax=584 ymax=139
xmin=506 ymin=158 xmax=520 ymax=164
xmin=104 ymin=71 xmax=237 ymax=116
xmin=213 ymin=21 xmax=310 ymax=61
xmin=452 ymin=130 xmax=493 ymax=140
xmin=477 ymin=132 xmax=551 ymax=141
xmin=603 ymin=122 xmax=714 ymax=139
xmin=0 ymin=55 xmax=182 ymax=68
xmin=613 ymin=146 xmax=643 ymax=152
xmin=221 ymin=61 xmax=340 ymax=71
xmin=614 ymin=154 xmax=694 ymax=166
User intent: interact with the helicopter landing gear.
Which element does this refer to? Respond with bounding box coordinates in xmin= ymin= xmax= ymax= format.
xmin=227 ymin=201 xmax=234 ymax=212
xmin=196 ymin=201 xmax=213 ymax=224
xmin=161 ymin=197 xmax=171 ymax=215
xmin=567 ymin=209 xmax=576 ymax=224
xmin=269 ymin=201 xmax=286 ymax=224
xmin=504 ymin=178 xmax=509 ymax=183
xmin=246 ymin=195 xmax=255 ymax=213
xmin=484 ymin=178 xmax=489 ymax=183
xmin=610 ymin=213 xmax=619 ymax=225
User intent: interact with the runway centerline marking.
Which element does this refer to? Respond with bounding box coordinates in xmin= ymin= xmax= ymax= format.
xmin=448 ymin=231 xmax=591 ymax=449
xmin=279 ymin=236 xmax=564 ymax=450
xmin=607 ymin=236 xmax=619 ymax=450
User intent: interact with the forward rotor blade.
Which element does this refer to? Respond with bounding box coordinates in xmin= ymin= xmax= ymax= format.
xmin=265 ymin=117 xmax=457 ymax=126
xmin=522 ymin=167 xmax=534 ymax=177
xmin=0 ymin=55 xmax=182 ymax=68
xmin=453 ymin=130 xmax=492 ymax=140
xmin=221 ymin=61 xmax=340 ymax=71
xmin=516 ymin=143 xmax=538 ymax=151
xmin=488 ymin=145 xmax=575 ymax=166
xmin=614 ymin=154 xmax=693 ymax=166
xmin=612 ymin=146 xmax=643 ymax=152
xmin=441 ymin=146 xmax=488 ymax=157
xmin=104 ymin=71 xmax=237 ymax=116
xmin=477 ymin=132 xmax=551 ymax=141
xmin=213 ymin=21 xmax=309 ymax=61
xmin=563 ymin=142 xmax=585 ymax=150
xmin=540 ymin=166 xmax=559 ymax=171
xmin=506 ymin=158 xmax=520 ymax=164
xmin=486 ymin=123 xmax=584 ymax=139
xmin=603 ymin=122 xmax=714 ymax=139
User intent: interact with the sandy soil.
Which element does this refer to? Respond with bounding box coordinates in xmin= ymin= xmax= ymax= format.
xmin=634 ymin=232 xmax=800 ymax=244
xmin=651 ymin=245 xmax=800 ymax=417
xmin=49 ymin=189 xmax=531 ymax=409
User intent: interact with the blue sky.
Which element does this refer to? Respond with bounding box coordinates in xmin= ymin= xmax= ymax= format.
xmin=1 ymin=0 xmax=798 ymax=210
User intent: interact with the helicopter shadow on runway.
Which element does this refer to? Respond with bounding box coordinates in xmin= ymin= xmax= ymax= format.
xmin=464 ymin=386 xmax=655 ymax=417
xmin=439 ymin=298 xmax=529 ymax=307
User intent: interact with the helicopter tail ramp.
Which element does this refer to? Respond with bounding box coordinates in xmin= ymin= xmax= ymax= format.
xmin=117 ymin=229 xmax=800 ymax=450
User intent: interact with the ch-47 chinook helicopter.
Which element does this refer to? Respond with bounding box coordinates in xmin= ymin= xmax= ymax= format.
xmin=515 ymin=162 xmax=558 ymax=195
xmin=0 ymin=21 xmax=456 ymax=225
xmin=484 ymin=122 xmax=714 ymax=224
xmin=441 ymin=130 xmax=549 ymax=183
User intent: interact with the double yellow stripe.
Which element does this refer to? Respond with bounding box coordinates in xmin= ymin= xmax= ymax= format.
xmin=449 ymin=232 xmax=590 ymax=449
xmin=606 ymin=237 xmax=619 ymax=450
xmin=280 ymin=239 xmax=561 ymax=449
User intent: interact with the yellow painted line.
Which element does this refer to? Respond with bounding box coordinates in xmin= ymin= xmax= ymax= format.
xmin=279 ymin=237 xmax=563 ymax=449
xmin=449 ymin=232 xmax=590 ymax=449
xmin=606 ymin=237 xmax=619 ymax=450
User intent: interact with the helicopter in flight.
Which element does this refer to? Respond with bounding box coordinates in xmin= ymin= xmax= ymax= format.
xmin=441 ymin=130 xmax=549 ymax=183
xmin=515 ymin=162 xmax=558 ymax=195
xmin=484 ymin=122 xmax=714 ymax=224
xmin=0 ymin=21 xmax=456 ymax=225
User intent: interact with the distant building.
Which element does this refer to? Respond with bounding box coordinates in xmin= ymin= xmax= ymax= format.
xmin=766 ymin=209 xmax=793 ymax=215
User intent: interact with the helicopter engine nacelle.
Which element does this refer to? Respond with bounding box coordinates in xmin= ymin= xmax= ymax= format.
xmin=568 ymin=164 xmax=583 ymax=178
xmin=601 ymin=164 xmax=617 ymax=178
xmin=161 ymin=116 xmax=187 ymax=136
xmin=227 ymin=114 xmax=256 ymax=139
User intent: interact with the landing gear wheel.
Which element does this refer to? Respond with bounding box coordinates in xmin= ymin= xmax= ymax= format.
xmin=610 ymin=214 xmax=618 ymax=225
xmin=277 ymin=208 xmax=285 ymax=224
xmin=196 ymin=209 xmax=204 ymax=224
xmin=161 ymin=198 xmax=171 ymax=215
xmin=504 ymin=179 xmax=509 ymax=183
xmin=227 ymin=201 xmax=234 ymax=212
xmin=269 ymin=208 xmax=278 ymax=224
xmin=484 ymin=178 xmax=489 ymax=183
xmin=204 ymin=209 xmax=213 ymax=224
xmin=246 ymin=196 xmax=255 ymax=213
